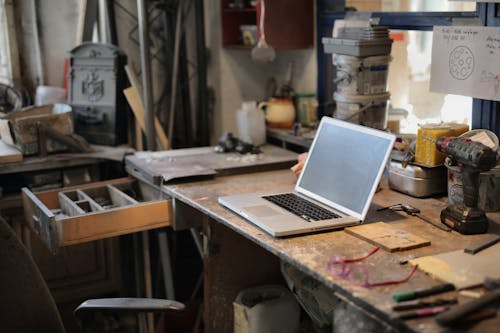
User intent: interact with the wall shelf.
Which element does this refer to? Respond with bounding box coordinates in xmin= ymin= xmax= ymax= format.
xmin=221 ymin=0 xmax=313 ymax=50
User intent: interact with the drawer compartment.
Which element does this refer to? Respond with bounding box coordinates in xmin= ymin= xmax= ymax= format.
xmin=22 ymin=177 xmax=171 ymax=253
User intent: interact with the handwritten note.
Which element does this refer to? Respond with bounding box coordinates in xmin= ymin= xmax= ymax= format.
xmin=430 ymin=26 xmax=500 ymax=102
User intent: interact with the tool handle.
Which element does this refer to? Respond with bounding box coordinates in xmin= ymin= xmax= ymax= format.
xmin=417 ymin=213 xmax=452 ymax=232
xmin=435 ymin=288 xmax=500 ymax=326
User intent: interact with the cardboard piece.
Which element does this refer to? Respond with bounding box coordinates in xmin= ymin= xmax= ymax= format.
xmin=345 ymin=222 xmax=431 ymax=252
xmin=410 ymin=243 xmax=500 ymax=289
xmin=0 ymin=139 xmax=22 ymax=164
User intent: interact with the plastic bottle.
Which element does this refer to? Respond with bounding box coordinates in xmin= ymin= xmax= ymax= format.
xmin=236 ymin=101 xmax=266 ymax=146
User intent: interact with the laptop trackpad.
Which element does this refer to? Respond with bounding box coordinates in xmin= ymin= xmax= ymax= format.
xmin=244 ymin=205 xmax=283 ymax=218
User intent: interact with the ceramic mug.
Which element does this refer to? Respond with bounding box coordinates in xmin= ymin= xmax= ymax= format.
xmin=258 ymin=98 xmax=295 ymax=128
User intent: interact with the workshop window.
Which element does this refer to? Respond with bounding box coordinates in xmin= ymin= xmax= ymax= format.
xmin=388 ymin=29 xmax=472 ymax=133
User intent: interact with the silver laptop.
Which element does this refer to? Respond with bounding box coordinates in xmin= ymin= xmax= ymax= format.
xmin=218 ymin=117 xmax=396 ymax=237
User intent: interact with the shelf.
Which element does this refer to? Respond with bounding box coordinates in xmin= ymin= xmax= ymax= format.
xmin=223 ymin=44 xmax=254 ymax=50
xmin=221 ymin=0 xmax=313 ymax=50
xmin=224 ymin=7 xmax=257 ymax=13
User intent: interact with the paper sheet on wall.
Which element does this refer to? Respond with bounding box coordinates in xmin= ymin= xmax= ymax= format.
xmin=430 ymin=26 xmax=500 ymax=102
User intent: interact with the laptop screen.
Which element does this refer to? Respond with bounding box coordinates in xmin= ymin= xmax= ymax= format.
xmin=296 ymin=117 xmax=395 ymax=220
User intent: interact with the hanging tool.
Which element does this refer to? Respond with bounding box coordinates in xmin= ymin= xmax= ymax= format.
xmin=377 ymin=204 xmax=451 ymax=232
xmin=436 ymin=136 xmax=497 ymax=234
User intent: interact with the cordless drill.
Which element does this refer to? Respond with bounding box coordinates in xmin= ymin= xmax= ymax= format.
xmin=436 ymin=136 xmax=498 ymax=234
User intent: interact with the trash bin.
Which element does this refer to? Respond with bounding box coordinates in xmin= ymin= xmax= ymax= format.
xmin=233 ymin=285 xmax=300 ymax=333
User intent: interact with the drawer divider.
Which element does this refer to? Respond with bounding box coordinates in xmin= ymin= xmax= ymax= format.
xmin=58 ymin=192 xmax=86 ymax=216
xmin=76 ymin=190 xmax=105 ymax=212
xmin=107 ymin=185 xmax=139 ymax=206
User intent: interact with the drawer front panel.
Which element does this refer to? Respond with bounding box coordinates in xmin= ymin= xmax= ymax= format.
xmin=22 ymin=178 xmax=171 ymax=253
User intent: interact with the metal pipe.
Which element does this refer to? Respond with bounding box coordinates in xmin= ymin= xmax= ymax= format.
xmin=30 ymin=0 xmax=44 ymax=85
xmin=194 ymin=0 xmax=209 ymax=146
xmin=167 ymin=0 xmax=184 ymax=149
xmin=137 ymin=0 xmax=155 ymax=150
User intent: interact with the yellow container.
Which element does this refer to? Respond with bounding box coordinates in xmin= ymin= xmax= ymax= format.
xmin=415 ymin=123 xmax=469 ymax=166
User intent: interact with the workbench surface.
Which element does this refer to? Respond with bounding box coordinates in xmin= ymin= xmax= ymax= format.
xmin=162 ymin=169 xmax=500 ymax=333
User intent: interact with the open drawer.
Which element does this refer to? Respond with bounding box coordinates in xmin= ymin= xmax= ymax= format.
xmin=22 ymin=177 xmax=171 ymax=253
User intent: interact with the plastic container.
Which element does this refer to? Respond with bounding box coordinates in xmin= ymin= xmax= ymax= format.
xmin=240 ymin=25 xmax=258 ymax=46
xmin=35 ymin=86 xmax=66 ymax=106
xmin=333 ymin=92 xmax=389 ymax=130
xmin=236 ymin=101 xmax=266 ymax=145
xmin=414 ymin=123 xmax=469 ymax=166
xmin=333 ymin=54 xmax=391 ymax=95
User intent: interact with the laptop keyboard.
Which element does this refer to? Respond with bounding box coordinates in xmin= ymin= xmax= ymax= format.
xmin=262 ymin=193 xmax=340 ymax=222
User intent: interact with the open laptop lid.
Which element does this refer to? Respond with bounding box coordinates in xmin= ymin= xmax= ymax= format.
xmin=295 ymin=117 xmax=395 ymax=221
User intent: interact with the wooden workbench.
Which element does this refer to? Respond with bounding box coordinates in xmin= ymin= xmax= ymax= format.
xmin=161 ymin=169 xmax=500 ymax=333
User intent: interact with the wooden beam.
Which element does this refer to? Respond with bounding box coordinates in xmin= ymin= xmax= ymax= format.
xmin=4 ymin=0 xmax=21 ymax=88
xmin=124 ymin=87 xmax=169 ymax=150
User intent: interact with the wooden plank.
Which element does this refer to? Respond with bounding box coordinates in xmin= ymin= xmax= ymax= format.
xmin=124 ymin=87 xmax=169 ymax=150
xmin=124 ymin=65 xmax=169 ymax=149
xmin=0 ymin=140 xmax=22 ymax=164
xmin=59 ymin=200 xmax=171 ymax=246
xmin=76 ymin=0 xmax=98 ymax=44
xmin=345 ymin=222 xmax=431 ymax=252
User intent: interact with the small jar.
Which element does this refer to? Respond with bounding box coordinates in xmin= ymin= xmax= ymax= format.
xmin=295 ymin=93 xmax=318 ymax=127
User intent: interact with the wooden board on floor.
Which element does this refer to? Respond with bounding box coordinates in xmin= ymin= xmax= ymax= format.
xmin=0 ymin=140 xmax=22 ymax=164
xmin=410 ymin=243 xmax=500 ymax=289
xmin=345 ymin=222 xmax=431 ymax=252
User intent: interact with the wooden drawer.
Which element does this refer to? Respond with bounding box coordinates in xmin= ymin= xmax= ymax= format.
xmin=22 ymin=177 xmax=171 ymax=253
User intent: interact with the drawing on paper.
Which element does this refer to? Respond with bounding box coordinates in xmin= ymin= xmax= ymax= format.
xmin=480 ymin=71 xmax=500 ymax=95
xmin=449 ymin=46 xmax=474 ymax=80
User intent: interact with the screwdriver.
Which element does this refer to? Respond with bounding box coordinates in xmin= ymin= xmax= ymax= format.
xmin=378 ymin=204 xmax=452 ymax=232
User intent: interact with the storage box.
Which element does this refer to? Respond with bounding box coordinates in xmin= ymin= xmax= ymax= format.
xmin=322 ymin=37 xmax=393 ymax=57
xmin=388 ymin=160 xmax=447 ymax=197
xmin=0 ymin=104 xmax=73 ymax=155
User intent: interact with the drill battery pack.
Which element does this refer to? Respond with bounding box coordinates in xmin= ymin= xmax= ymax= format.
xmin=440 ymin=205 xmax=489 ymax=235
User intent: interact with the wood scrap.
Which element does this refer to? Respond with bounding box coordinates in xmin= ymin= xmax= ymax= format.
xmin=123 ymin=66 xmax=169 ymax=150
xmin=345 ymin=222 xmax=431 ymax=252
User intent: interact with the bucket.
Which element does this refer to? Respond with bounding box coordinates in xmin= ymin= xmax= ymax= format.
xmin=333 ymin=92 xmax=389 ymax=130
xmin=333 ymin=54 xmax=391 ymax=95
xmin=35 ymin=86 xmax=66 ymax=106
